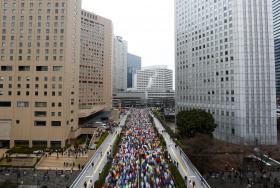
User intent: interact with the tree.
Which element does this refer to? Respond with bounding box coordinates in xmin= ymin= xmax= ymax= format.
xmin=176 ymin=109 xmax=216 ymax=137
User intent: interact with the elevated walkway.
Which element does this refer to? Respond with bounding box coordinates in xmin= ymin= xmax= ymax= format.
xmin=152 ymin=113 xmax=211 ymax=188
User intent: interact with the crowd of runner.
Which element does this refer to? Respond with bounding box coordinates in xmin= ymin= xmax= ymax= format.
xmin=103 ymin=109 xmax=175 ymax=188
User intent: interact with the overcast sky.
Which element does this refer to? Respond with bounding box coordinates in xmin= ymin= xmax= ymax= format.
xmin=82 ymin=0 xmax=175 ymax=70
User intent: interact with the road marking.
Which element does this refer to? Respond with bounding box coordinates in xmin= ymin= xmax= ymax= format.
xmin=93 ymin=133 xmax=117 ymax=175
xmin=169 ymin=141 xmax=190 ymax=177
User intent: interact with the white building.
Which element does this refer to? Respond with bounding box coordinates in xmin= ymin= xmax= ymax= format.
xmin=135 ymin=65 xmax=173 ymax=91
xmin=175 ymin=0 xmax=277 ymax=145
xmin=113 ymin=36 xmax=127 ymax=92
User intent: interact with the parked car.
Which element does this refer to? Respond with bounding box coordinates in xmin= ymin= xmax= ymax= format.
xmin=89 ymin=144 xmax=96 ymax=150
xmin=33 ymin=150 xmax=44 ymax=155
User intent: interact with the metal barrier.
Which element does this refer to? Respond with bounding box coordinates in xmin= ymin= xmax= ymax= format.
xmin=179 ymin=148 xmax=211 ymax=188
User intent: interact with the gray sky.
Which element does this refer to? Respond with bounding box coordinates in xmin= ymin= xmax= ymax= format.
xmin=81 ymin=0 xmax=175 ymax=70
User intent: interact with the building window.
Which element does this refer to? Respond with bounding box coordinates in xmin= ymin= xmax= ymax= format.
xmin=0 ymin=101 xmax=11 ymax=107
xmin=51 ymin=121 xmax=61 ymax=127
xmin=32 ymin=140 xmax=47 ymax=147
xmin=18 ymin=66 xmax=30 ymax=71
xmin=17 ymin=101 xmax=29 ymax=107
xmin=50 ymin=141 xmax=61 ymax=148
xmin=34 ymin=111 xmax=47 ymax=117
xmin=1 ymin=66 xmax=12 ymax=71
xmin=35 ymin=102 xmax=47 ymax=107
xmin=53 ymin=66 xmax=63 ymax=71
xmin=14 ymin=140 xmax=29 ymax=147
xmin=36 ymin=66 xmax=48 ymax=71
xmin=34 ymin=121 xmax=46 ymax=126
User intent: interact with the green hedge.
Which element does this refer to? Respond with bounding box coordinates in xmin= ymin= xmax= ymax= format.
xmin=95 ymin=160 xmax=113 ymax=187
xmin=7 ymin=146 xmax=66 ymax=155
xmin=170 ymin=163 xmax=186 ymax=188
xmin=96 ymin=131 xmax=109 ymax=150
xmin=8 ymin=146 xmax=45 ymax=154
xmin=95 ymin=135 xmax=121 ymax=187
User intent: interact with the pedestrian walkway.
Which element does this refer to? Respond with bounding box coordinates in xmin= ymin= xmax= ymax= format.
xmin=70 ymin=113 xmax=130 ymax=188
xmin=153 ymin=115 xmax=210 ymax=188
xmin=104 ymin=109 xmax=175 ymax=187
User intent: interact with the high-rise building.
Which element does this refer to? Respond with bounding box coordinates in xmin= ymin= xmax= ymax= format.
xmin=0 ymin=0 xmax=81 ymax=148
xmin=175 ymin=0 xmax=277 ymax=145
xmin=127 ymin=53 xmax=141 ymax=89
xmin=135 ymin=65 xmax=173 ymax=91
xmin=273 ymin=0 xmax=280 ymax=105
xmin=113 ymin=36 xmax=128 ymax=92
xmin=80 ymin=10 xmax=113 ymax=111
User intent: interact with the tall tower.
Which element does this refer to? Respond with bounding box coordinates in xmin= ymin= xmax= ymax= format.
xmin=113 ymin=36 xmax=128 ymax=92
xmin=175 ymin=0 xmax=277 ymax=145
xmin=273 ymin=0 xmax=280 ymax=105
xmin=80 ymin=10 xmax=113 ymax=110
xmin=0 ymin=0 xmax=81 ymax=148
xmin=127 ymin=53 xmax=141 ymax=89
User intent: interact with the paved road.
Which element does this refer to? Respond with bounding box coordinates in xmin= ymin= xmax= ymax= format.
xmin=152 ymin=115 xmax=209 ymax=188
xmin=0 ymin=168 xmax=79 ymax=188
xmin=70 ymin=113 xmax=129 ymax=188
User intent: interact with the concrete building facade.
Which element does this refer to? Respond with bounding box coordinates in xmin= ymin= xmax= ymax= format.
xmin=0 ymin=0 xmax=81 ymax=148
xmin=113 ymin=90 xmax=175 ymax=108
xmin=80 ymin=10 xmax=113 ymax=111
xmin=113 ymin=36 xmax=128 ymax=92
xmin=273 ymin=0 xmax=280 ymax=105
xmin=127 ymin=53 xmax=141 ymax=89
xmin=175 ymin=0 xmax=277 ymax=145
xmin=135 ymin=65 xmax=173 ymax=92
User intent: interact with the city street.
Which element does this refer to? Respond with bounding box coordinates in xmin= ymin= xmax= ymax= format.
xmin=0 ymin=168 xmax=79 ymax=188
